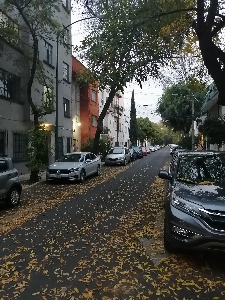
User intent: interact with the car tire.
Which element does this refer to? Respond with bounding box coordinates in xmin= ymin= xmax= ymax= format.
xmin=80 ymin=169 xmax=86 ymax=183
xmin=164 ymin=221 xmax=175 ymax=253
xmin=123 ymin=159 xmax=127 ymax=166
xmin=96 ymin=165 xmax=101 ymax=176
xmin=5 ymin=186 xmax=21 ymax=207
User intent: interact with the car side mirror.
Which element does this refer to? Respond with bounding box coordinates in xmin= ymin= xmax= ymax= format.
xmin=158 ymin=170 xmax=172 ymax=180
xmin=86 ymin=159 xmax=92 ymax=163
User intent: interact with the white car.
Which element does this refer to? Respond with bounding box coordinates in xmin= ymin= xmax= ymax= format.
xmin=46 ymin=152 xmax=101 ymax=183
xmin=105 ymin=147 xmax=131 ymax=166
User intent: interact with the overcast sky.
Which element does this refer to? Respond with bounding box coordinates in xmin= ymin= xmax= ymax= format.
xmin=71 ymin=7 xmax=163 ymax=124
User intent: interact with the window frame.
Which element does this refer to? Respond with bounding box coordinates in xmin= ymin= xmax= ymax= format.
xmin=92 ymin=90 xmax=97 ymax=102
xmin=63 ymin=27 xmax=69 ymax=45
xmin=63 ymin=97 xmax=70 ymax=118
xmin=92 ymin=115 xmax=97 ymax=127
xmin=0 ymin=131 xmax=6 ymax=156
xmin=63 ymin=62 xmax=69 ymax=81
xmin=13 ymin=132 xmax=28 ymax=162
xmin=0 ymin=10 xmax=19 ymax=45
xmin=44 ymin=40 xmax=53 ymax=66
xmin=0 ymin=68 xmax=20 ymax=101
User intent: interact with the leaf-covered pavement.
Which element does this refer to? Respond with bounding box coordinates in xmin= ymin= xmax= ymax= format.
xmin=0 ymin=148 xmax=225 ymax=299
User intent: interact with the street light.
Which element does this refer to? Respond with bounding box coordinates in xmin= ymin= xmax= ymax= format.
xmin=55 ymin=16 xmax=95 ymax=160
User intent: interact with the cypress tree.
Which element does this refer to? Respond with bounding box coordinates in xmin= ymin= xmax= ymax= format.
xmin=129 ymin=90 xmax=138 ymax=146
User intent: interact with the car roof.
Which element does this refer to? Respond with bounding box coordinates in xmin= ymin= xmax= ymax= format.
xmin=64 ymin=152 xmax=91 ymax=155
xmin=177 ymin=150 xmax=225 ymax=156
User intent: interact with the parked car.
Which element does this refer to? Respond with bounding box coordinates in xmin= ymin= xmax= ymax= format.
xmin=46 ymin=152 xmax=101 ymax=183
xmin=149 ymin=146 xmax=155 ymax=152
xmin=129 ymin=148 xmax=138 ymax=161
xmin=105 ymin=147 xmax=131 ymax=166
xmin=130 ymin=146 xmax=143 ymax=159
xmin=170 ymin=145 xmax=184 ymax=156
xmin=158 ymin=150 xmax=225 ymax=252
xmin=146 ymin=147 xmax=151 ymax=154
xmin=0 ymin=156 xmax=22 ymax=207
xmin=142 ymin=147 xmax=147 ymax=156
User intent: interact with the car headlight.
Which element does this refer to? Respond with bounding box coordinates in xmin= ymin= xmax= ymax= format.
xmin=69 ymin=168 xmax=79 ymax=172
xmin=172 ymin=195 xmax=202 ymax=217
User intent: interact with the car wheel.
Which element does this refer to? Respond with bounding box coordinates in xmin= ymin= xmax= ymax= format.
xmin=96 ymin=165 xmax=101 ymax=176
xmin=80 ymin=169 xmax=86 ymax=183
xmin=5 ymin=187 xmax=21 ymax=207
xmin=164 ymin=221 xmax=175 ymax=253
xmin=123 ymin=159 xmax=127 ymax=166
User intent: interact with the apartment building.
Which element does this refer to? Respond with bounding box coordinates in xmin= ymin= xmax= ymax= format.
xmin=72 ymin=57 xmax=99 ymax=148
xmin=99 ymin=89 xmax=130 ymax=147
xmin=201 ymin=83 xmax=225 ymax=151
xmin=0 ymin=0 xmax=72 ymax=174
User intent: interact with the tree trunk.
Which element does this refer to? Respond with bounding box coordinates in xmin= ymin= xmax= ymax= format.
xmin=93 ymin=86 xmax=116 ymax=154
xmin=30 ymin=113 xmax=40 ymax=183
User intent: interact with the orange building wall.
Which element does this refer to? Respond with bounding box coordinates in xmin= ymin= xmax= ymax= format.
xmin=72 ymin=57 xmax=99 ymax=146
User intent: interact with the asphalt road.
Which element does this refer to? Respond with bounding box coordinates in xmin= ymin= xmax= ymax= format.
xmin=1 ymin=148 xmax=225 ymax=299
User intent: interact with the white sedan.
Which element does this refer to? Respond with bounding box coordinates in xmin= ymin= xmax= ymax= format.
xmin=46 ymin=152 xmax=101 ymax=183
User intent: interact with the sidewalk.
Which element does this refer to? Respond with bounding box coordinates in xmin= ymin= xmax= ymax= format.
xmin=19 ymin=171 xmax=46 ymax=189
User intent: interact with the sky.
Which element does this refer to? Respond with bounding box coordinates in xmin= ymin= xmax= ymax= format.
xmin=71 ymin=5 xmax=163 ymax=124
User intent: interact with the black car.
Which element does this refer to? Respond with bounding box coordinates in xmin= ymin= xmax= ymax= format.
xmin=130 ymin=146 xmax=143 ymax=158
xmin=158 ymin=151 xmax=225 ymax=252
xmin=129 ymin=148 xmax=138 ymax=161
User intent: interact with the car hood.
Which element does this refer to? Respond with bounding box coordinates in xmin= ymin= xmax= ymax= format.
xmin=49 ymin=162 xmax=82 ymax=169
xmin=174 ymin=181 xmax=225 ymax=210
xmin=106 ymin=154 xmax=125 ymax=159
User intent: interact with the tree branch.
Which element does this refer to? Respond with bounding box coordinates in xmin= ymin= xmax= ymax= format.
xmin=206 ymin=0 xmax=218 ymax=29
xmin=211 ymin=15 xmax=225 ymax=36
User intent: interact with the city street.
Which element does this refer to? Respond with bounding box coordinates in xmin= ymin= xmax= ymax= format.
xmin=0 ymin=147 xmax=225 ymax=299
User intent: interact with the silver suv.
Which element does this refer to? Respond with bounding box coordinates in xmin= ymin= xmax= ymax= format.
xmin=0 ymin=156 xmax=22 ymax=207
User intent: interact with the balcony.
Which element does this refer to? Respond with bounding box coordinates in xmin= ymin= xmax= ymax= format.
xmin=202 ymin=83 xmax=218 ymax=112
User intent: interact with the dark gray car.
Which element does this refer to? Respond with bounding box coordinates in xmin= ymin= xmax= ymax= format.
xmin=0 ymin=156 xmax=22 ymax=207
xmin=158 ymin=151 xmax=225 ymax=252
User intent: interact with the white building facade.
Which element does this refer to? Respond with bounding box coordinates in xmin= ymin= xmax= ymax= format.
xmin=0 ymin=0 xmax=72 ymax=174
xmin=98 ymin=89 xmax=130 ymax=147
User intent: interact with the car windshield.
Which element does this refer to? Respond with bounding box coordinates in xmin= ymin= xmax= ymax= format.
xmin=108 ymin=148 xmax=124 ymax=154
xmin=132 ymin=147 xmax=140 ymax=151
xmin=58 ymin=154 xmax=84 ymax=162
xmin=176 ymin=154 xmax=225 ymax=184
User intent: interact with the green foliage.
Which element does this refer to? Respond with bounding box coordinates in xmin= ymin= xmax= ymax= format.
xmin=200 ymin=117 xmax=225 ymax=147
xmin=26 ymin=124 xmax=50 ymax=173
xmin=157 ymin=81 xmax=206 ymax=133
xmin=81 ymin=137 xmax=112 ymax=160
xmin=129 ymin=90 xmax=138 ymax=145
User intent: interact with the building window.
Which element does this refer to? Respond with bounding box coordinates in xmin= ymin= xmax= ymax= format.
xmin=62 ymin=0 xmax=69 ymax=9
xmin=63 ymin=62 xmax=69 ymax=81
xmin=44 ymin=40 xmax=53 ymax=65
xmin=44 ymin=86 xmax=54 ymax=108
xmin=0 ymin=131 xmax=6 ymax=156
xmin=63 ymin=27 xmax=69 ymax=44
xmin=0 ymin=11 xmax=19 ymax=45
xmin=13 ymin=133 xmax=28 ymax=161
xmin=67 ymin=137 xmax=71 ymax=153
xmin=63 ymin=98 xmax=70 ymax=118
xmin=58 ymin=137 xmax=63 ymax=158
xmin=0 ymin=68 xmax=20 ymax=101
xmin=92 ymin=115 xmax=97 ymax=127
xmin=92 ymin=90 xmax=97 ymax=102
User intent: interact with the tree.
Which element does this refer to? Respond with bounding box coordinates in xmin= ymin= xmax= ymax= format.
xmin=1 ymin=0 xmax=60 ymax=182
xmin=199 ymin=117 xmax=225 ymax=150
xmin=137 ymin=0 xmax=225 ymax=105
xmin=157 ymin=81 xmax=206 ymax=132
xmin=129 ymin=90 xmax=138 ymax=146
xmin=136 ymin=117 xmax=159 ymax=144
xmin=78 ymin=0 xmax=184 ymax=154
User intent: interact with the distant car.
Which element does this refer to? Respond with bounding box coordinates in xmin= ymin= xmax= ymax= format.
xmin=105 ymin=147 xmax=131 ymax=166
xmin=146 ymin=147 xmax=151 ymax=154
xmin=158 ymin=150 xmax=225 ymax=252
xmin=129 ymin=148 xmax=138 ymax=161
xmin=46 ymin=152 xmax=101 ymax=183
xmin=149 ymin=146 xmax=155 ymax=152
xmin=0 ymin=156 xmax=22 ymax=207
xmin=130 ymin=146 xmax=143 ymax=159
xmin=142 ymin=147 xmax=147 ymax=156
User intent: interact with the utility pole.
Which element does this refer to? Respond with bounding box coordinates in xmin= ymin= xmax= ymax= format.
xmin=191 ymin=97 xmax=195 ymax=151
xmin=115 ymin=103 xmax=119 ymax=146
